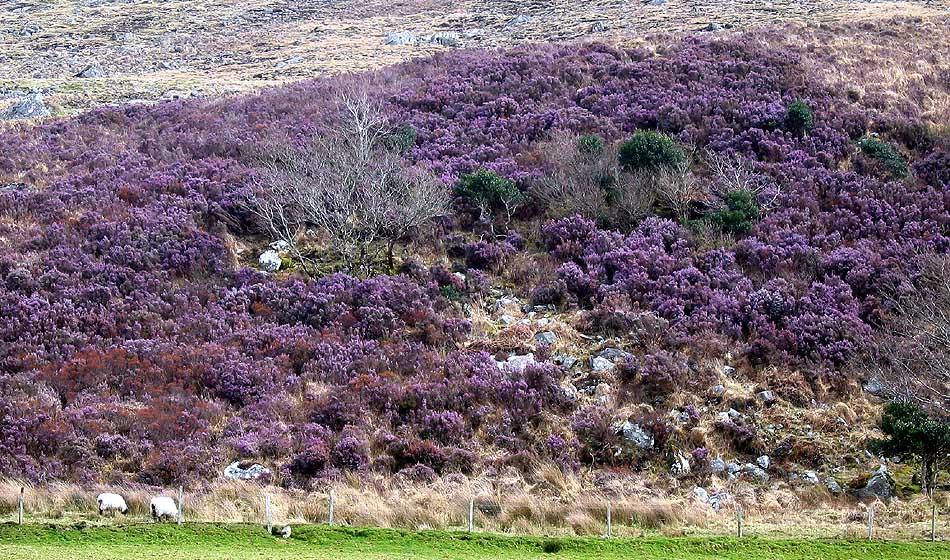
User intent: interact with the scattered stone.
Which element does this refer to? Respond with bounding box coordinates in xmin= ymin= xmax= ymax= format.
xmin=506 ymin=14 xmax=532 ymax=28
xmin=727 ymin=462 xmax=741 ymax=475
xmin=280 ymin=525 xmax=291 ymax=538
xmin=463 ymin=29 xmax=485 ymax=39
xmin=502 ymin=353 xmax=536 ymax=373
xmin=617 ymin=421 xmax=654 ymax=449
xmin=0 ymin=93 xmax=50 ymax=120
xmin=431 ymin=32 xmax=460 ymax=47
xmin=259 ymin=250 xmax=282 ymax=272
xmin=722 ymin=365 xmax=736 ymax=375
xmin=742 ymin=463 xmax=769 ymax=481
xmin=708 ymin=490 xmax=732 ymax=511
xmin=802 ymin=470 xmax=820 ymax=485
xmin=385 ymin=31 xmax=417 ymax=45
xmin=859 ymin=465 xmax=893 ymax=499
xmin=711 ymin=384 xmax=726 ymax=396
xmin=269 ymin=240 xmax=290 ymax=252
xmin=756 ymin=390 xmax=776 ymax=404
xmin=756 ymin=455 xmax=771 ymax=470
xmin=590 ymin=21 xmax=611 ymax=33
xmin=554 ymin=355 xmax=578 ymax=369
xmin=710 ymin=458 xmax=726 ymax=473
xmin=223 ymin=461 xmax=271 ymax=481
xmin=275 ymin=56 xmax=302 ymax=69
xmin=704 ymin=22 xmax=723 ymax=32
xmin=590 ymin=356 xmax=614 ymax=372
xmin=693 ymin=486 xmax=710 ymax=502
xmin=647 ymin=0 xmax=667 ymax=5
xmin=535 ymin=331 xmax=556 ymax=345
xmin=499 ymin=314 xmax=517 ymax=326
xmin=596 ymin=348 xmax=632 ymax=362
xmin=825 ymin=477 xmax=843 ymax=495
xmin=75 ymin=65 xmax=106 ymax=78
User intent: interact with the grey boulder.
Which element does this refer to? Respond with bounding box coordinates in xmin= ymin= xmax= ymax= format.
xmin=0 ymin=93 xmax=50 ymax=120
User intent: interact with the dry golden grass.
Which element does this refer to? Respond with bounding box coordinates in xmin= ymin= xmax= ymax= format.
xmin=1 ymin=473 xmax=946 ymax=539
xmin=2 ymin=1 xmax=948 ymax=114
xmin=784 ymin=16 xmax=950 ymax=129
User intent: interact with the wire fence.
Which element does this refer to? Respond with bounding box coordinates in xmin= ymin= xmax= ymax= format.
xmin=2 ymin=484 xmax=948 ymax=542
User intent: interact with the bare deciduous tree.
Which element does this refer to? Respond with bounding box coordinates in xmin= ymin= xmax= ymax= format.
xmin=530 ymin=131 xmax=657 ymax=229
xmin=531 ymin=131 xmax=617 ymax=222
xmin=865 ymin=254 xmax=950 ymax=418
xmin=706 ymin=150 xmax=780 ymax=212
xmin=645 ymin=161 xmax=707 ymax=224
xmin=249 ymin=91 xmax=450 ymax=274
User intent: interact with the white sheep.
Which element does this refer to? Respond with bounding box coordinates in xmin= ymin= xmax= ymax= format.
xmin=96 ymin=492 xmax=128 ymax=516
xmin=149 ymin=496 xmax=179 ymax=522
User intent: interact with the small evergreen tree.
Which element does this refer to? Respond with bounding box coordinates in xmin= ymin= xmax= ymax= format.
xmin=868 ymin=402 xmax=950 ymax=499
xmin=577 ymin=134 xmax=606 ymax=157
xmin=455 ymin=168 xmax=525 ymax=225
xmin=386 ymin=123 xmax=418 ymax=154
xmin=858 ymin=136 xmax=908 ymax=179
xmin=618 ymin=131 xmax=684 ymax=172
xmin=784 ymin=99 xmax=814 ymax=138
xmin=705 ymin=189 xmax=760 ymax=234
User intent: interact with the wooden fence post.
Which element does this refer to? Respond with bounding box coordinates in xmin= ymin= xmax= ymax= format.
xmin=177 ymin=486 xmax=183 ymax=525
xmin=468 ymin=499 xmax=474 ymax=532
xmin=867 ymin=504 xmax=874 ymax=540
xmin=265 ymin=495 xmax=272 ymax=534
xmin=18 ymin=487 xmax=23 ymax=525
xmin=932 ymin=503 xmax=937 ymax=542
xmin=606 ymin=503 xmax=612 ymax=538
xmin=328 ymin=490 xmax=335 ymax=526
xmin=735 ymin=503 xmax=743 ymax=538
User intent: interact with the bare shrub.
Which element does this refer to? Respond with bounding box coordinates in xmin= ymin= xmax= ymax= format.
xmin=642 ymin=160 xmax=707 ymax=223
xmin=865 ymin=254 xmax=950 ymax=416
xmin=250 ymin=90 xmax=450 ymax=274
xmin=705 ymin=150 xmax=779 ymax=211
xmin=530 ymin=131 xmax=616 ymax=223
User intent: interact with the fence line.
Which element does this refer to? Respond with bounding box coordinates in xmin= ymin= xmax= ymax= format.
xmin=3 ymin=484 xmax=946 ymax=541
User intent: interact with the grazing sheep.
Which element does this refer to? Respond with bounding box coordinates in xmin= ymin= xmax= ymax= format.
xmin=149 ymin=496 xmax=179 ymax=522
xmin=96 ymin=493 xmax=128 ymax=516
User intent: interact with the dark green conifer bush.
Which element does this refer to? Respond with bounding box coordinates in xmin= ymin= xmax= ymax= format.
xmin=618 ymin=131 xmax=684 ymax=172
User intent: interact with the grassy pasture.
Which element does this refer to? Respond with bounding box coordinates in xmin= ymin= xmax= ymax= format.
xmin=1 ymin=523 xmax=948 ymax=560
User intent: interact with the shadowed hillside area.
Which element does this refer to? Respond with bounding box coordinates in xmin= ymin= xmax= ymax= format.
xmin=0 ymin=2 xmax=949 ymax=546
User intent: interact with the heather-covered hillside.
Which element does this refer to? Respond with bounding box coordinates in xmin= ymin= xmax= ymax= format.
xmin=0 ymin=20 xmax=947 ymax=495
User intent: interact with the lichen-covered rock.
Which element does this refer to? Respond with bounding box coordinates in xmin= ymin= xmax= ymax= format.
xmin=535 ymin=331 xmax=556 ymax=345
xmin=385 ymin=31 xmax=417 ymax=45
xmin=223 ymin=461 xmax=272 ymax=480
xmin=0 ymin=93 xmax=49 ymax=120
xmin=617 ymin=420 xmax=654 ymax=449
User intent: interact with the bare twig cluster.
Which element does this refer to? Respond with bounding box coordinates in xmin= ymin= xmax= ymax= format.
xmin=249 ymin=90 xmax=449 ymax=274
xmin=866 ymin=254 xmax=950 ymax=417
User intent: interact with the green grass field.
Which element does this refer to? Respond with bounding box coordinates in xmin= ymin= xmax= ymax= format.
xmin=0 ymin=523 xmax=947 ymax=560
